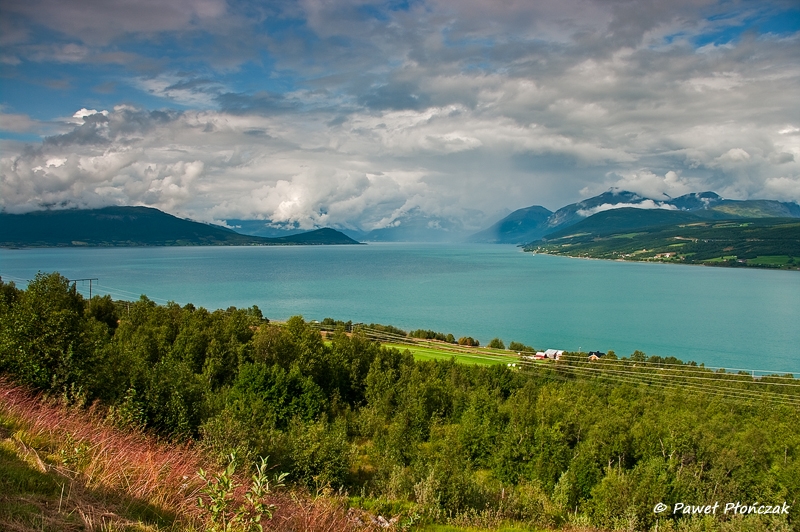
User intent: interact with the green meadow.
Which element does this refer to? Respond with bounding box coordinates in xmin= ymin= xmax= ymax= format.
xmin=380 ymin=341 xmax=517 ymax=366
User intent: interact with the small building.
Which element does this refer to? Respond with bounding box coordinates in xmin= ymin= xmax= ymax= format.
xmin=588 ymin=351 xmax=606 ymax=361
xmin=544 ymin=349 xmax=564 ymax=360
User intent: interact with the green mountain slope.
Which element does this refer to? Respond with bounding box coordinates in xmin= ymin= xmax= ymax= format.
xmin=0 ymin=207 xmax=361 ymax=247
xmin=709 ymin=199 xmax=800 ymax=218
xmin=468 ymin=205 xmax=553 ymax=243
xmin=472 ymin=190 xmax=800 ymax=245
xmin=541 ymin=208 xmax=704 ymax=238
xmin=525 ymin=208 xmax=800 ymax=269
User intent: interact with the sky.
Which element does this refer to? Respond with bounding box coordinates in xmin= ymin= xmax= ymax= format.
xmin=1 ymin=0 xmax=799 ymax=232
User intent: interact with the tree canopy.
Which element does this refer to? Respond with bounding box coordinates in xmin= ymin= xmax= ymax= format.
xmin=1 ymin=272 xmax=797 ymax=530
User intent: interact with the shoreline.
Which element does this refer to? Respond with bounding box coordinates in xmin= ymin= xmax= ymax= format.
xmin=526 ymin=249 xmax=800 ymax=271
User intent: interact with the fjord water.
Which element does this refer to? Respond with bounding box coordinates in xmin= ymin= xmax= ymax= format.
xmin=2 ymin=243 xmax=798 ymax=374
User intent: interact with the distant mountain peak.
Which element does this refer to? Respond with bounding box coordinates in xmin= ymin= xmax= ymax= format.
xmin=470 ymin=190 xmax=799 ymax=246
xmin=605 ymin=187 xmax=650 ymax=199
xmin=668 ymin=191 xmax=723 ymax=211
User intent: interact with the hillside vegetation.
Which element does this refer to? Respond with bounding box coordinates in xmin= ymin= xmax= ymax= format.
xmin=1 ymin=273 xmax=799 ymax=531
xmin=0 ymin=207 xmax=360 ymax=247
xmin=525 ymin=211 xmax=800 ymax=269
xmin=471 ymin=190 xmax=800 ymax=245
xmin=0 ymin=379 xmax=372 ymax=532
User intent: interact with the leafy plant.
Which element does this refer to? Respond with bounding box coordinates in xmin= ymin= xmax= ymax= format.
xmin=241 ymin=456 xmax=288 ymax=530
xmin=58 ymin=432 xmax=91 ymax=469
xmin=198 ymin=454 xmax=238 ymax=531
xmin=197 ymin=453 xmax=286 ymax=532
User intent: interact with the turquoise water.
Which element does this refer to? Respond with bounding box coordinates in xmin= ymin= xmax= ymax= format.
xmin=1 ymin=243 xmax=798 ymax=373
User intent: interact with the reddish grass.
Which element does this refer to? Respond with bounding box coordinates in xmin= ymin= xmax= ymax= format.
xmin=0 ymin=378 xmax=206 ymax=522
xmin=0 ymin=378 xmax=379 ymax=531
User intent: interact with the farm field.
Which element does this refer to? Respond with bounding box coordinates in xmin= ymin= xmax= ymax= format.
xmin=379 ymin=341 xmax=517 ymax=366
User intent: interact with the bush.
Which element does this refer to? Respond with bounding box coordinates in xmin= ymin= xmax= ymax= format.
xmin=287 ymin=417 xmax=351 ymax=490
xmin=488 ymin=338 xmax=505 ymax=349
xmin=197 ymin=453 xmax=287 ymax=532
xmin=409 ymin=329 xmax=456 ymax=343
xmin=508 ymin=341 xmax=535 ymax=353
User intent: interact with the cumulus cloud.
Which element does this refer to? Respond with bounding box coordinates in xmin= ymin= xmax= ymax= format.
xmin=0 ymin=105 xmax=454 ymax=228
xmin=763 ymin=176 xmax=800 ymax=200
xmin=718 ymin=148 xmax=751 ymax=164
xmin=1 ymin=0 xmax=800 ymax=230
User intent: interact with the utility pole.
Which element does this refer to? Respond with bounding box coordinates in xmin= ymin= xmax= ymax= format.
xmin=67 ymin=278 xmax=99 ymax=299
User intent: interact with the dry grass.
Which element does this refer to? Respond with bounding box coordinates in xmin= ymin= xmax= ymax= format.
xmin=0 ymin=378 xmax=381 ymax=531
xmin=268 ymin=494 xmax=382 ymax=532
xmin=0 ymin=378 xmax=206 ymax=524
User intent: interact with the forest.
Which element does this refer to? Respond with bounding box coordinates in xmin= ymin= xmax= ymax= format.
xmin=1 ymin=272 xmax=798 ymax=531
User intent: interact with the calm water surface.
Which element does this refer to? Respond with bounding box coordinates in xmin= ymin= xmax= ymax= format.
xmin=1 ymin=243 xmax=798 ymax=373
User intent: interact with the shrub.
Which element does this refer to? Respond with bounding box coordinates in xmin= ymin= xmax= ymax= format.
xmin=457 ymin=337 xmax=479 ymax=347
xmin=508 ymin=341 xmax=535 ymax=353
xmin=197 ymin=453 xmax=287 ymax=532
xmin=488 ymin=338 xmax=505 ymax=349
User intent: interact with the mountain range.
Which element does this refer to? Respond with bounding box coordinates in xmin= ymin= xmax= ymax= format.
xmin=469 ymin=190 xmax=800 ymax=245
xmin=0 ymin=207 xmax=360 ymax=247
xmin=3 ymin=191 xmax=799 ymax=248
xmin=228 ymin=207 xmax=472 ymax=243
xmin=228 ymin=190 xmax=800 ymax=244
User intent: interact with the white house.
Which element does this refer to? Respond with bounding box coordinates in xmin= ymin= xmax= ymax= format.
xmin=544 ymin=349 xmax=564 ymax=360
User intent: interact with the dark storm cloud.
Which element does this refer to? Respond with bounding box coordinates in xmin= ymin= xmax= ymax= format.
xmin=44 ymin=113 xmax=111 ymax=147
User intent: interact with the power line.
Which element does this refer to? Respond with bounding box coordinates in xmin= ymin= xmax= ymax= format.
xmin=551 ymin=356 xmax=800 ymax=386
xmin=522 ymin=364 xmax=800 ymax=407
xmin=558 ymin=353 xmax=798 ymax=379
xmin=4 ymin=272 xmax=798 ymax=383
xmin=518 ymin=359 xmax=800 ymax=407
xmin=67 ymin=278 xmax=98 ymax=299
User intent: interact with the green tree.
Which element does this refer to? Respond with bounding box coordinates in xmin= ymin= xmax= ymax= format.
xmin=287 ymin=417 xmax=351 ymax=489
xmin=488 ymin=337 xmax=505 ymax=349
xmin=86 ymin=294 xmax=119 ymax=330
xmin=458 ymin=336 xmax=479 ymax=347
xmin=509 ymin=341 xmax=535 ymax=353
xmin=630 ymin=350 xmax=646 ymax=362
xmin=0 ymin=277 xmax=21 ymax=308
xmin=0 ymin=272 xmax=92 ymax=394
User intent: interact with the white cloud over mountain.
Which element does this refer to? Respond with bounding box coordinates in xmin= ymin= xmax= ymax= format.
xmin=1 ymin=0 xmax=798 ymax=230
xmin=577 ymin=200 xmax=678 ymax=218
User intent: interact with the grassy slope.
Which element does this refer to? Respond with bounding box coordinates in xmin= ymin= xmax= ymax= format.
xmin=317 ymin=324 xmax=526 ymax=367
xmin=0 ymin=410 xmax=183 ymax=532
xmin=381 ymin=341 xmax=518 ymax=366
xmin=0 ymin=381 xmax=371 ymax=532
